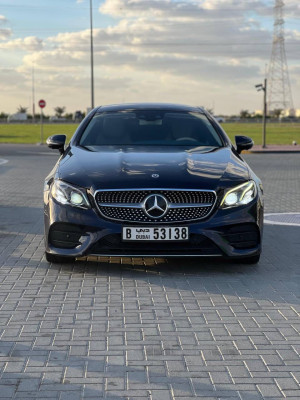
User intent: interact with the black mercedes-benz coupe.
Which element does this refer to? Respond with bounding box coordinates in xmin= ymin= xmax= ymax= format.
xmin=44 ymin=103 xmax=263 ymax=264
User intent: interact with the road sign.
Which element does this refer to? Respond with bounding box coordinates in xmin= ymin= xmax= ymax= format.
xmin=39 ymin=99 xmax=46 ymax=108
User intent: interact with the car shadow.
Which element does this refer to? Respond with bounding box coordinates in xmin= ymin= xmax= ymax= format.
xmin=40 ymin=224 xmax=300 ymax=305
xmin=2 ymin=217 xmax=299 ymax=306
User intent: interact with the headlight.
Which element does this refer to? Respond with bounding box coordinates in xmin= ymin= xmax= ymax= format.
xmin=51 ymin=180 xmax=90 ymax=209
xmin=220 ymin=181 xmax=257 ymax=208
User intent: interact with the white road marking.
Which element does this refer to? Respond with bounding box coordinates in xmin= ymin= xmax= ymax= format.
xmin=0 ymin=158 xmax=8 ymax=165
xmin=264 ymin=212 xmax=300 ymax=226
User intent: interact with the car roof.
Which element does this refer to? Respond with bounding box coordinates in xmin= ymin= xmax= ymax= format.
xmin=95 ymin=103 xmax=205 ymax=113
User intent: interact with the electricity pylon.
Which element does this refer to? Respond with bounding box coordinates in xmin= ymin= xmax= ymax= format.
xmin=267 ymin=0 xmax=294 ymax=115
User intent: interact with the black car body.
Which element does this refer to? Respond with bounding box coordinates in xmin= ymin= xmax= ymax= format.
xmin=44 ymin=103 xmax=263 ymax=263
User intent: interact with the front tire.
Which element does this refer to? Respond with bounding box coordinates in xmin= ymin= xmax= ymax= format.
xmin=45 ymin=252 xmax=75 ymax=264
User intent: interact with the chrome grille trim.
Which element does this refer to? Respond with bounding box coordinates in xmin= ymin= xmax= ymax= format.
xmin=97 ymin=202 xmax=213 ymax=208
xmin=98 ymin=203 xmax=144 ymax=209
xmin=94 ymin=188 xmax=217 ymax=223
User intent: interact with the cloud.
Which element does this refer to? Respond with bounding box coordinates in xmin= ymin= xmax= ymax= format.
xmin=7 ymin=0 xmax=300 ymax=67
xmin=0 ymin=28 xmax=11 ymax=40
xmin=43 ymin=1 xmax=299 ymax=64
xmin=136 ymin=54 xmax=260 ymax=81
xmin=13 ymin=0 xmax=299 ymax=103
xmin=100 ymin=0 xmax=250 ymax=20
xmin=0 ymin=0 xmax=299 ymax=113
xmin=19 ymin=50 xmax=86 ymax=73
xmin=284 ymin=0 xmax=300 ymax=18
xmin=39 ymin=0 xmax=299 ymax=67
xmin=0 ymin=14 xmax=12 ymax=40
xmin=0 ymin=36 xmax=43 ymax=51
xmin=0 ymin=68 xmax=29 ymax=91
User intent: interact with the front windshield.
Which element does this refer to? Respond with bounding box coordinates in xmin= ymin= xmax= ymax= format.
xmin=79 ymin=110 xmax=223 ymax=148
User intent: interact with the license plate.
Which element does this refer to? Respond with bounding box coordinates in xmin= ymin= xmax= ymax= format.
xmin=122 ymin=227 xmax=189 ymax=241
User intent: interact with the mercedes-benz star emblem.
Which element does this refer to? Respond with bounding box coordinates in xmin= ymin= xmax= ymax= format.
xmin=143 ymin=194 xmax=168 ymax=219
xmin=151 ymin=174 xmax=159 ymax=179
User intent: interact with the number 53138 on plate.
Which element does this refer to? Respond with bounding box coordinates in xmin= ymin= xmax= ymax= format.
xmin=122 ymin=227 xmax=189 ymax=241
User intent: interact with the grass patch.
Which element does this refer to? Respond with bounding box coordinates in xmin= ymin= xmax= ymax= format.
xmin=224 ymin=123 xmax=300 ymax=146
xmin=0 ymin=122 xmax=299 ymax=145
xmin=0 ymin=124 xmax=78 ymax=144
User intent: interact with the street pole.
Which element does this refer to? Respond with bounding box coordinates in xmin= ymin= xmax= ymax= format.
xmin=40 ymin=110 xmax=43 ymax=144
xmin=32 ymin=65 xmax=35 ymax=123
xmin=262 ymin=78 xmax=267 ymax=148
xmin=90 ymin=0 xmax=94 ymax=110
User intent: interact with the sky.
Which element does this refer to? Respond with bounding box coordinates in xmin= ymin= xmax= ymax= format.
xmin=0 ymin=0 xmax=299 ymax=116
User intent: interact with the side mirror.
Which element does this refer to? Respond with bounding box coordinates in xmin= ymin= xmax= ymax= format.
xmin=46 ymin=135 xmax=66 ymax=154
xmin=235 ymin=135 xmax=253 ymax=154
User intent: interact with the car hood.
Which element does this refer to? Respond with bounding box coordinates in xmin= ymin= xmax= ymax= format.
xmin=58 ymin=145 xmax=250 ymax=191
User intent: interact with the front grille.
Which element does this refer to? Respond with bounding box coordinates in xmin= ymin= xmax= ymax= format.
xmin=98 ymin=205 xmax=211 ymax=223
xmin=95 ymin=189 xmax=216 ymax=223
xmin=90 ymin=234 xmax=222 ymax=256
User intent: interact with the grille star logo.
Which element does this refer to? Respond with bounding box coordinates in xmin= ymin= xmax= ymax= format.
xmin=143 ymin=194 xmax=168 ymax=219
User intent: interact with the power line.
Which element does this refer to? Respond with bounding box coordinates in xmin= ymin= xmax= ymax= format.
xmin=0 ymin=3 xmax=275 ymax=10
xmin=8 ymin=40 xmax=298 ymax=46
xmin=0 ymin=3 xmax=285 ymax=13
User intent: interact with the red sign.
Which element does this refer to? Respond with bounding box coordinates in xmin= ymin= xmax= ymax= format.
xmin=39 ymin=99 xmax=46 ymax=108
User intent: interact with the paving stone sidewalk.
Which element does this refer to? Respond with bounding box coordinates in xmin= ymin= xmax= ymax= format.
xmin=0 ymin=147 xmax=299 ymax=399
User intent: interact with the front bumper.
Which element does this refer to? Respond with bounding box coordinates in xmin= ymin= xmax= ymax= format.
xmin=44 ymin=195 xmax=263 ymax=259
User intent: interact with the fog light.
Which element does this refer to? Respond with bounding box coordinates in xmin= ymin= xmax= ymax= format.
xmin=71 ymin=192 xmax=84 ymax=205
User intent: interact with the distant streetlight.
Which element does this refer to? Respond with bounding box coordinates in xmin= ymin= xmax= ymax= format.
xmin=32 ymin=64 xmax=35 ymax=123
xmin=255 ymin=78 xmax=267 ymax=148
xmin=90 ymin=0 xmax=94 ymax=109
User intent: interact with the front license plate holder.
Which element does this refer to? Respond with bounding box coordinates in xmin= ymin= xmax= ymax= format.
xmin=122 ymin=226 xmax=189 ymax=241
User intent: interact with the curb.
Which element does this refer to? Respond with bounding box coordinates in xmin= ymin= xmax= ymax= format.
xmin=244 ymin=146 xmax=300 ymax=154
xmin=246 ymin=150 xmax=300 ymax=154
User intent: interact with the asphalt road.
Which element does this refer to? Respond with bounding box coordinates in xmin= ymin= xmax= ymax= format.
xmin=0 ymin=144 xmax=299 ymax=400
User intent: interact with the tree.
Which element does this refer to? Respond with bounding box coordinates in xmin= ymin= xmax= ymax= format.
xmin=27 ymin=113 xmax=41 ymax=120
xmin=273 ymin=108 xmax=283 ymax=119
xmin=54 ymin=106 xmax=66 ymax=118
xmin=0 ymin=112 xmax=8 ymax=119
xmin=240 ymin=109 xmax=250 ymax=119
xmin=17 ymin=105 xmax=28 ymax=113
xmin=64 ymin=113 xmax=73 ymax=120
